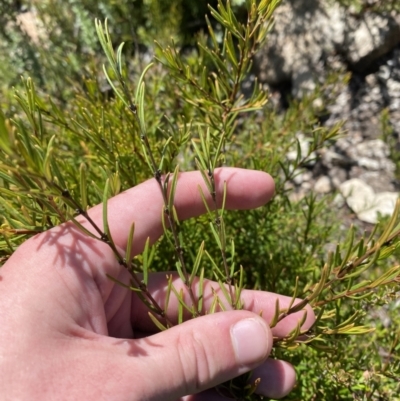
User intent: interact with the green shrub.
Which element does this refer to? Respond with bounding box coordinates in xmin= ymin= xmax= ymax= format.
xmin=1 ymin=0 xmax=399 ymax=399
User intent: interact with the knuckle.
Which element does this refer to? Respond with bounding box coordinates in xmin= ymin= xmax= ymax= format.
xmin=175 ymin=328 xmax=215 ymax=393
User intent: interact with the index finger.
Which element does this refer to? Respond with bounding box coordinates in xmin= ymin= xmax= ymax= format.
xmin=83 ymin=168 xmax=275 ymax=255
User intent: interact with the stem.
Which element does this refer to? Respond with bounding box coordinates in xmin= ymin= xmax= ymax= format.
xmin=274 ymin=227 xmax=400 ymax=324
xmin=125 ymin=99 xmax=200 ymax=317
xmin=209 ymin=171 xmax=236 ymax=308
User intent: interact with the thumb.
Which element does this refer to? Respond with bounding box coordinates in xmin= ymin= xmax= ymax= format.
xmin=128 ymin=311 xmax=272 ymax=400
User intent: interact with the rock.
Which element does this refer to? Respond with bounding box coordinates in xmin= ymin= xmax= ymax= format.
xmin=254 ymin=0 xmax=346 ymax=95
xmin=253 ymin=0 xmax=400 ymax=225
xmin=255 ymin=0 xmax=400 ymax=93
xmin=339 ymin=178 xmax=398 ymax=223
xmin=344 ymin=13 xmax=400 ymax=72
xmin=319 ymin=137 xmax=397 ymax=192
xmin=15 ymin=10 xmax=45 ymax=44
xmin=348 ymin=139 xmax=395 ymax=170
xmin=350 ymin=170 xmax=396 ymax=193
xmin=292 ymin=68 xmax=317 ymax=97
xmin=328 ymin=166 xmax=349 ymax=188
xmin=314 ymin=176 xmax=333 ymax=193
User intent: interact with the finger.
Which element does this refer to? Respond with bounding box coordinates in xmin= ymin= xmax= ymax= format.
xmin=131 ymin=272 xmax=316 ymax=338
xmin=183 ymin=359 xmax=296 ymax=400
xmin=83 ymin=168 xmax=275 ymax=254
xmin=110 ymin=311 xmax=273 ymax=400
xmin=251 ymin=359 xmax=296 ymax=399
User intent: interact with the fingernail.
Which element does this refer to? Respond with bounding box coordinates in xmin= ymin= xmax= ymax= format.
xmin=231 ymin=318 xmax=269 ymax=367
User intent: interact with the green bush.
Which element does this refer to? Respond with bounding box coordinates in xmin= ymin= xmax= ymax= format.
xmin=1 ymin=0 xmax=399 ymax=399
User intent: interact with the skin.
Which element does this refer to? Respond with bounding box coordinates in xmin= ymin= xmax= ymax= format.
xmin=0 ymin=168 xmax=315 ymax=400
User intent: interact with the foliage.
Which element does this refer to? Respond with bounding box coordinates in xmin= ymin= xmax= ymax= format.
xmin=1 ymin=0 xmax=400 ymax=399
xmin=0 ymin=0 xmax=221 ymax=101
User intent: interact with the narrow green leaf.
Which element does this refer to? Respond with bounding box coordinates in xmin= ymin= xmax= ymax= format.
xmin=197 ymin=267 xmax=205 ymax=314
xmin=142 ymin=237 xmax=151 ymax=285
xmin=134 ymin=62 xmax=154 ymax=103
xmin=225 ymin=33 xmax=238 ymax=68
xmin=192 ymin=140 xmax=208 ymax=171
xmin=102 ymin=65 xmax=128 ymax=107
xmin=200 ymin=65 xmax=208 ymax=89
xmin=164 ymin=274 xmax=173 ymax=312
xmin=286 ymin=321 xmax=302 ymax=342
xmin=106 ymin=273 xmax=131 ymax=289
xmin=208 ymin=5 xmax=229 ymax=29
xmin=349 ymin=279 xmax=371 ymax=291
xmin=175 ymin=261 xmax=187 ymax=283
xmin=269 ymin=298 xmax=281 ymax=328
xmin=116 ymin=42 xmax=125 ymax=76
xmin=375 ymin=199 xmax=399 ymax=247
xmin=205 ymin=250 xmax=225 ymax=280
xmin=289 ymin=278 xmax=303 ymax=314
xmin=209 ymin=292 xmax=218 ymax=314
xmin=168 ymin=165 xmax=180 ymax=213
xmin=190 ymin=241 xmax=205 ymax=285
xmin=205 ymin=15 xmax=219 ymax=51
xmin=0 ymin=187 xmax=21 ymax=198
xmin=198 ymin=43 xmax=232 ymax=79
xmin=369 ymin=265 xmax=400 ymax=288
xmin=125 ymin=222 xmax=135 ymax=268
xmin=347 ymin=292 xmax=374 ymax=300
xmin=197 ymin=185 xmax=212 ymax=216
xmin=102 ymin=179 xmax=111 ymax=239
xmin=209 ymin=222 xmax=222 ymax=249
xmin=234 ymin=265 xmax=244 ymax=309
xmin=333 ymin=244 xmax=342 ymax=267
xmin=70 ymin=217 xmax=100 ymax=240
xmin=199 ymin=128 xmax=211 ymax=166
xmin=178 ymin=289 xmax=184 ymax=324
xmin=216 ymin=294 xmax=227 ymax=311
xmin=171 ymin=284 xmax=192 ymax=313
xmin=137 ymin=82 xmax=146 ymax=134
xmin=308 ymin=263 xmax=330 ymax=303
xmin=148 ymin=312 xmax=168 ymax=331
xmin=219 ymin=216 xmax=226 ymax=251
xmin=229 ymin=238 xmax=235 ymax=278
xmin=0 ymin=109 xmax=12 ymax=155
xmin=218 ymin=279 xmax=231 ymax=306
xmin=339 ymin=226 xmax=355 ymax=270
xmin=79 ymin=163 xmax=88 ymax=211
xmin=172 ymin=205 xmax=180 ymax=227
xmin=95 ymin=19 xmax=117 ymax=74
xmin=141 ymin=142 xmax=154 ymax=172
xmin=159 ymin=136 xmax=173 ymax=171
xmin=220 ymin=181 xmax=227 ymax=217
xmin=195 ymin=160 xmax=213 ymax=194
xmin=212 ymin=133 xmax=225 ymax=170
xmin=51 ymin=158 xmax=68 ymax=188
xmin=346 ymin=253 xmax=380 ymax=279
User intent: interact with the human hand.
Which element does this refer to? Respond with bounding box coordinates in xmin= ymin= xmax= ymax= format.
xmin=0 ymin=168 xmax=315 ymax=401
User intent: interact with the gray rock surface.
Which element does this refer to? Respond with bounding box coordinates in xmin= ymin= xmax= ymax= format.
xmin=256 ymin=0 xmax=400 ymax=92
xmin=344 ymin=13 xmax=400 ymax=71
xmin=340 ymin=179 xmax=398 ymax=223
xmin=256 ymin=0 xmax=400 ymax=224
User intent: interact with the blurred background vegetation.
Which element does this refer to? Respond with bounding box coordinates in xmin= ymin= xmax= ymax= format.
xmin=0 ymin=0 xmax=399 ymax=400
